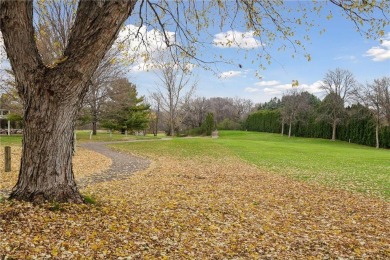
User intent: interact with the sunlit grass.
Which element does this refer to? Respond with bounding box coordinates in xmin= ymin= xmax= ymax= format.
xmin=0 ymin=135 xmax=23 ymax=147
xmin=111 ymin=131 xmax=390 ymax=199
xmin=110 ymin=137 xmax=231 ymax=159
xmin=1 ymin=130 xmax=389 ymax=199
xmin=0 ymin=131 xmax=165 ymax=146
xmin=75 ymin=130 xmax=165 ymax=142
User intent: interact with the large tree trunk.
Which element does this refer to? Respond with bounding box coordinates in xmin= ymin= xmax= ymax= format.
xmin=332 ymin=120 xmax=337 ymax=141
xmin=11 ymin=84 xmax=86 ymax=203
xmin=1 ymin=0 xmax=136 ymax=203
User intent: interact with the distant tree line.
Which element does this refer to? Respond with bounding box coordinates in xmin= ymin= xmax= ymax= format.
xmin=148 ymin=95 xmax=255 ymax=136
xmin=245 ymin=69 xmax=390 ymax=149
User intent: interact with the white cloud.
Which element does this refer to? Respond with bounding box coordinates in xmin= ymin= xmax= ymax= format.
xmin=365 ymin=33 xmax=390 ymax=61
xmin=244 ymin=87 xmax=260 ymax=93
xmin=299 ymin=80 xmax=324 ymax=94
xmin=263 ymin=84 xmax=291 ymax=95
xmin=213 ymin=30 xmax=262 ymax=49
xmin=248 ymin=80 xmax=324 ymax=98
xmin=333 ymin=55 xmax=358 ymax=62
xmin=117 ymin=24 xmax=175 ymax=54
xmin=263 ymin=81 xmax=324 ymax=95
xmin=219 ymin=70 xmax=242 ymax=79
xmin=255 ymin=80 xmax=280 ymax=87
xmin=116 ymin=24 xmax=176 ymax=72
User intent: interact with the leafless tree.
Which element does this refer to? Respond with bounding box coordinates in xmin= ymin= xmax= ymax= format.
xmin=281 ymin=90 xmax=312 ymax=138
xmin=378 ymin=77 xmax=390 ymax=125
xmin=148 ymin=92 xmax=162 ymax=136
xmin=33 ymin=0 xmax=75 ymax=66
xmin=353 ymin=77 xmax=390 ymax=148
xmin=233 ymin=97 xmax=254 ymax=121
xmin=83 ymin=50 xmax=125 ymax=135
xmin=320 ymin=68 xmax=356 ymax=140
xmin=154 ymin=55 xmax=196 ymax=136
xmin=181 ymin=97 xmax=210 ymax=129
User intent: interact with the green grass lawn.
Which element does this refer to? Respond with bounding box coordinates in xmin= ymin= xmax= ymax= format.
xmin=111 ymin=130 xmax=390 ymax=199
xmin=2 ymin=130 xmax=389 ymax=199
xmin=0 ymin=131 xmax=164 ymax=146
xmin=215 ymin=131 xmax=390 ymax=199
xmin=0 ymin=135 xmax=23 ymax=147
xmin=75 ymin=130 xmax=165 ymax=142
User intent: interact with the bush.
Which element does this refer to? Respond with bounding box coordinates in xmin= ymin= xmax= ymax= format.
xmin=202 ymin=112 xmax=215 ymax=136
xmin=217 ymin=119 xmax=242 ymax=130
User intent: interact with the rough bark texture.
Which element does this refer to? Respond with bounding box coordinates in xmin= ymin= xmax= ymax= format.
xmin=0 ymin=0 xmax=136 ymax=203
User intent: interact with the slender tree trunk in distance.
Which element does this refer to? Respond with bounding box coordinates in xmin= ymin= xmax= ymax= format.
xmin=155 ymin=102 xmax=160 ymax=136
xmin=92 ymin=121 xmax=97 ymax=135
xmin=281 ymin=118 xmax=284 ymax=136
xmin=288 ymin=121 xmax=292 ymax=138
xmin=332 ymin=120 xmax=337 ymax=141
xmin=169 ymin=96 xmax=174 ymax=136
xmin=92 ymin=110 xmax=98 ymax=135
xmin=375 ymin=120 xmax=379 ymax=149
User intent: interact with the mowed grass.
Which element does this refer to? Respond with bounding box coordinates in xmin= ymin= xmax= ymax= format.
xmin=75 ymin=130 xmax=164 ymax=142
xmin=2 ymin=130 xmax=389 ymax=199
xmin=0 ymin=131 xmax=164 ymax=147
xmin=0 ymin=135 xmax=23 ymax=147
xmin=111 ymin=137 xmax=233 ymax=160
xmin=215 ymin=131 xmax=390 ymax=198
xmin=111 ymin=131 xmax=390 ymax=199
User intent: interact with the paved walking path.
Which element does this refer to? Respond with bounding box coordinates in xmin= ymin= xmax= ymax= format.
xmin=78 ymin=141 xmax=152 ymax=188
xmin=0 ymin=139 xmax=171 ymax=197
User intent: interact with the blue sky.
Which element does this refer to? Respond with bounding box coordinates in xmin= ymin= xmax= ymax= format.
xmin=127 ymin=1 xmax=390 ymax=104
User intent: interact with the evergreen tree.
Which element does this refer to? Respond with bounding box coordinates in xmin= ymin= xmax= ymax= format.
xmin=202 ymin=112 xmax=215 ymax=136
xmin=101 ymin=78 xmax=150 ymax=133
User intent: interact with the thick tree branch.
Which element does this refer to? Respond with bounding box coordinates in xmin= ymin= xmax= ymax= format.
xmin=0 ymin=0 xmax=43 ymax=94
xmin=63 ymin=0 xmax=136 ymax=83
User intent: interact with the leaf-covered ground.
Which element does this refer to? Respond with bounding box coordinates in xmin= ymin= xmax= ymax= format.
xmin=0 ymin=147 xmax=111 ymax=197
xmin=0 ymin=143 xmax=389 ymax=258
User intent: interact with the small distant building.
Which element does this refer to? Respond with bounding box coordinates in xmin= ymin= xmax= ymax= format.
xmin=0 ymin=109 xmax=11 ymax=135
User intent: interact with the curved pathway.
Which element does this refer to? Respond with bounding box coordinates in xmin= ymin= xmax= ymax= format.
xmin=78 ymin=141 xmax=151 ymax=189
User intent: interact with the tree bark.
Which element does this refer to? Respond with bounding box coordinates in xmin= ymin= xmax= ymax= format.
xmin=92 ymin=109 xmax=98 ymax=135
xmin=332 ymin=120 xmax=337 ymax=141
xmin=281 ymin=118 xmax=284 ymax=136
xmin=11 ymin=82 xmax=86 ymax=203
xmin=375 ymin=120 xmax=379 ymax=149
xmin=155 ymin=102 xmax=160 ymax=136
xmin=92 ymin=121 xmax=97 ymax=135
xmin=288 ymin=121 xmax=292 ymax=138
xmin=0 ymin=0 xmax=136 ymax=203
